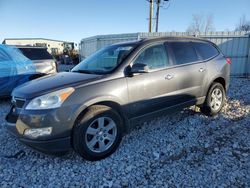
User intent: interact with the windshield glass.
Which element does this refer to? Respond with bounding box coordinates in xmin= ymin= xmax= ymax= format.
xmin=72 ymin=44 xmax=135 ymax=74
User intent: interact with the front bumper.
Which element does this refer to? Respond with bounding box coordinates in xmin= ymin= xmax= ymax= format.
xmin=4 ymin=121 xmax=71 ymax=153
xmin=4 ymin=102 xmax=83 ymax=154
xmin=20 ymin=136 xmax=71 ymax=153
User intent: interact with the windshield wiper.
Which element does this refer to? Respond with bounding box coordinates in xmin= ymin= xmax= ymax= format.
xmin=71 ymin=69 xmax=96 ymax=74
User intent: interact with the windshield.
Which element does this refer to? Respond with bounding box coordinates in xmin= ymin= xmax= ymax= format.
xmin=72 ymin=44 xmax=135 ymax=74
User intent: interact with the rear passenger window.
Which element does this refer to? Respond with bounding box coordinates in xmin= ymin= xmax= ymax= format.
xmin=170 ymin=42 xmax=199 ymax=65
xmin=192 ymin=42 xmax=219 ymax=60
xmin=134 ymin=44 xmax=168 ymax=70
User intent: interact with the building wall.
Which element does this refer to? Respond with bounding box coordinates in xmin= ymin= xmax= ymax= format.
xmin=79 ymin=33 xmax=139 ymax=60
xmin=4 ymin=39 xmax=72 ymax=55
xmin=80 ymin=32 xmax=250 ymax=77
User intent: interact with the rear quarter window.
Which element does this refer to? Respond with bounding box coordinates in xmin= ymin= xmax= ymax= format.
xmin=18 ymin=48 xmax=53 ymax=60
xmin=169 ymin=42 xmax=199 ymax=65
xmin=192 ymin=42 xmax=219 ymax=60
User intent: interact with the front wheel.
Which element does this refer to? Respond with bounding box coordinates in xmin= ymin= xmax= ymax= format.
xmin=73 ymin=105 xmax=123 ymax=161
xmin=200 ymin=82 xmax=225 ymax=116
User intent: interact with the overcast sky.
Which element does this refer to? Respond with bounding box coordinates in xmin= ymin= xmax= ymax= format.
xmin=0 ymin=0 xmax=250 ymax=43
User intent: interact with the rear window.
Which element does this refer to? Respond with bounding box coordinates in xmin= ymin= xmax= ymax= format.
xmin=18 ymin=48 xmax=53 ymax=60
xmin=169 ymin=42 xmax=199 ymax=65
xmin=192 ymin=42 xmax=219 ymax=60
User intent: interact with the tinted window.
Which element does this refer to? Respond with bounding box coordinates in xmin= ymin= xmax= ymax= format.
xmin=170 ymin=42 xmax=199 ymax=65
xmin=18 ymin=48 xmax=53 ymax=60
xmin=0 ymin=49 xmax=11 ymax=61
xmin=192 ymin=42 xmax=219 ymax=60
xmin=72 ymin=44 xmax=135 ymax=74
xmin=134 ymin=44 xmax=168 ymax=70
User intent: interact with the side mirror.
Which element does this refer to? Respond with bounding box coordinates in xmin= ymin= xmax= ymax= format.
xmin=130 ymin=63 xmax=149 ymax=74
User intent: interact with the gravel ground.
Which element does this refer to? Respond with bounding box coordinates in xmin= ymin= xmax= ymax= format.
xmin=0 ymin=78 xmax=249 ymax=187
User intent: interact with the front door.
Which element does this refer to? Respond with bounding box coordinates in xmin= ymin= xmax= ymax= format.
xmin=126 ymin=43 xmax=172 ymax=118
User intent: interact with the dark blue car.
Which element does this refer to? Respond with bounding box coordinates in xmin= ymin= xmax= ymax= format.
xmin=0 ymin=45 xmax=38 ymax=97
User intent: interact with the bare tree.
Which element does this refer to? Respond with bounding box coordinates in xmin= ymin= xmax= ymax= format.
xmin=235 ymin=15 xmax=250 ymax=32
xmin=187 ymin=14 xmax=215 ymax=33
xmin=187 ymin=14 xmax=204 ymax=33
xmin=204 ymin=15 xmax=214 ymax=32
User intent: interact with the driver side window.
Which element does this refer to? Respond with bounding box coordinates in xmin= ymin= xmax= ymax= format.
xmin=133 ymin=44 xmax=168 ymax=70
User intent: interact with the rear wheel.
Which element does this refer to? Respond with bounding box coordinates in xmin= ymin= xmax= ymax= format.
xmin=200 ymin=82 xmax=225 ymax=116
xmin=73 ymin=105 xmax=123 ymax=161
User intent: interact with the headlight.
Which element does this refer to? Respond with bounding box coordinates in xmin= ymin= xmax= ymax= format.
xmin=26 ymin=87 xmax=74 ymax=110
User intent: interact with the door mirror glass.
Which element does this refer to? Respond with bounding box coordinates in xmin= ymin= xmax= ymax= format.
xmin=130 ymin=63 xmax=149 ymax=74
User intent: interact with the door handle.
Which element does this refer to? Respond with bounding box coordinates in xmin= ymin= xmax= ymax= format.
xmin=199 ymin=68 xmax=206 ymax=72
xmin=165 ymin=74 xmax=174 ymax=80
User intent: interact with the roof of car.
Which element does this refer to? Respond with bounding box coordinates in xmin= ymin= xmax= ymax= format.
xmin=139 ymin=36 xmax=211 ymax=43
xmin=111 ymin=36 xmax=212 ymax=47
xmin=3 ymin=38 xmax=73 ymax=43
xmin=0 ymin=44 xmax=48 ymax=49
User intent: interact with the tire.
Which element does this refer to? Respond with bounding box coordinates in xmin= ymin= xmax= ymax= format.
xmin=72 ymin=105 xmax=123 ymax=161
xmin=200 ymin=82 xmax=225 ymax=116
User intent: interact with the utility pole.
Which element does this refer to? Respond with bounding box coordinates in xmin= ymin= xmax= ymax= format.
xmin=155 ymin=0 xmax=169 ymax=32
xmin=149 ymin=0 xmax=154 ymax=32
xmin=155 ymin=0 xmax=160 ymax=32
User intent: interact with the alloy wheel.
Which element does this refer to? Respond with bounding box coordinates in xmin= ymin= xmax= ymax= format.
xmin=85 ymin=117 xmax=117 ymax=153
xmin=210 ymin=88 xmax=223 ymax=111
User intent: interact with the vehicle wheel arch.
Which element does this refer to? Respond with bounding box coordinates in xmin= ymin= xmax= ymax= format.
xmin=71 ymin=99 xmax=129 ymax=146
xmin=204 ymin=76 xmax=226 ymax=96
xmin=213 ymin=77 xmax=226 ymax=90
xmin=90 ymin=101 xmax=129 ymax=131
xmin=200 ymin=82 xmax=226 ymax=116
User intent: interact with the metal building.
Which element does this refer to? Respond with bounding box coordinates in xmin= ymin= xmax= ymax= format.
xmin=80 ymin=32 xmax=250 ymax=77
xmin=3 ymin=38 xmax=75 ymax=55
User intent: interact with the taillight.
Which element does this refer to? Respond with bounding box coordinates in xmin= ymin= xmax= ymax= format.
xmin=226 ymin=58 xmax=231 ymax=65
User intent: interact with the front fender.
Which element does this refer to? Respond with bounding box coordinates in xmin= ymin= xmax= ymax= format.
xmin=70 ymin=95 xmax=125 ymax=127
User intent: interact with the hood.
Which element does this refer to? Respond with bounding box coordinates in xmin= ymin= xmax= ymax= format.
xmin=12 ymin=72 xmax=102 ymax=99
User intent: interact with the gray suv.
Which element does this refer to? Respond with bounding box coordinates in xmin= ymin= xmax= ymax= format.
xmin=5 ymin=37 xmax=230 ymax=161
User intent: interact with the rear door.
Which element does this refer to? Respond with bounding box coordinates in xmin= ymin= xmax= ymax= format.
xmin=164 ymin=41 xmax=207 ymax=105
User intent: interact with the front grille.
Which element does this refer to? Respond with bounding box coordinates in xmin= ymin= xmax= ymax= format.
xmin=12 ymin=97 xmax=26 ymax=108
xmin=6 ymin=107 xmax=18 ymax=123
xmin=6 ymin=97 xmax=25 ymax=124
